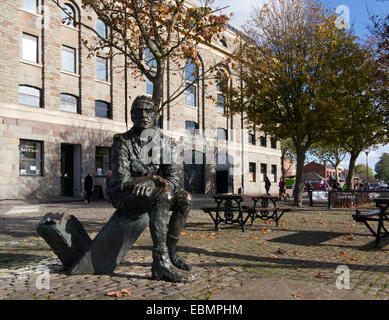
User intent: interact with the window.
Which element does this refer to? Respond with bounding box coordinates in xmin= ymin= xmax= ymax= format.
xmin=260 ymin=163 xmax=267 ymax=181
xmin=271 ymin=138 xmax=277 ymax=149
xmin=96 ymin=19 xmax=107 ymax=38
xmin=271 ymin=165 xmax=277 ymax=183
xmin=220 ymin=39 xmax=228 ymax=48
xmin=185 ymin=121 xmax=198 ymax=135
xmin=217 ymin=128 xmax=227 ymax=141
xmin=96 ymin=56 xmax=108 ymax=81
xmin=19 ymin=140 xmax=43 ymax=176
xmin=249 ymin=163 xmax=256 ymax=182
xmin=22 ymin=33 xmax=38 ymax=63
xmin=145 ymin=48 xmax=157 ymax=69
xmin=185 ymin=84 xmax=196 ymax=107
xmin=185 ymin=59 xmax=198 ymax=82
xmin=95 ymin=100 xmax=111 ymax=118
xmin=19 ymin=85 xmax=41 ymax=107
xmin=62 ymin=46 xmax=76 ymax=73
xmin=22 ymin=0 xmax=38 ymax=13
xmin=60 ymin=94 xmax=78 ymax=113
xmin=216 ymin=94 xmax=225 ymax=114
xmin=260 ymin=136 xmax=267 ymax=147
xmin=248 ymin=133 xmax=255 ymax=145
xmin=95 ymin=147 xmax=111 ymax=176
xmin=146 ymin=78 xmax=153 ymax=95
xmin=62 ymin=3 xmax=76 ymax=26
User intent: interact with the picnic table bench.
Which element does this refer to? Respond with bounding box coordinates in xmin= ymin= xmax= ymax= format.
xmin=201 ymin=194 xmax=292 ymax=232
xmin=352 ymin=198 xmax=389 ymax=246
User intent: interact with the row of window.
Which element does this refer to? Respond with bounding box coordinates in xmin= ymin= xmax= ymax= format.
xmin=19 ymin=85 xmax=111 ymax=118
xmin=22 ymin=33 xmax=109 ymax=82
xmin=19 ymin=139 xmax=111 ymax=177
xmin=249 ymin=163 xmax=278 ymax=183
xmin=249 ymin=133 xmax=277 ymax=149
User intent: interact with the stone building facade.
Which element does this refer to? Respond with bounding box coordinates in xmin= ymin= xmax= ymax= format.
xmin=0 ymin=0 xmax=281 ymax=199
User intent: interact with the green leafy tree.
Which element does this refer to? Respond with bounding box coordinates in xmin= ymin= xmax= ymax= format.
xmin=221 ymin=0 xmax=367 ymax=207
xmin=354 ymin=164 xmax=376 ymax=183
xmin=375 ymin=153 xmax=389 ymax=183
xmin=311 ymin=144 xmax=346 ymax=183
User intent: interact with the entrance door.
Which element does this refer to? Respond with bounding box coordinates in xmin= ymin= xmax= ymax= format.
xmin=184 ymin=150 xmax=204 ymax=194
xmin=61 ymin=144 xmax=74 ymax=196
xmin=216 ymin=170 xmax=229 ymax=194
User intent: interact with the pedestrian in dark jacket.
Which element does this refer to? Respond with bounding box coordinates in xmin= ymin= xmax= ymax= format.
xmin=84 ymin=172 xmax=94 ymax=204
xmin=265 ymin=176 xmax=271 ymax=195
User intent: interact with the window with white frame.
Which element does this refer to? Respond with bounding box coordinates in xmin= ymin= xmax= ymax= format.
xmin=62 ymin=46 xmax=76 ymax=73
xmin=19 ymin=85 xmax=41 ymax=107
xmin=271 ymin=165 xmax=277 ymax=183
xmin=22 ymin=0 xmax=38 ymax=13
xmin=185 ymin=85 xmax=196 ymax=107
xmin=22 ymin=33 xmax=38 ymax=63
xmin=60 ymin=94 xmax=78 ymax=113
xmin=96 ymin=56 xmax=108 ymax=82
xmin=62 ymin=3 xmax=76 ymax=26
xmin=260 ymin=136 xmax=267 ymax=147
xmin=96 ymin=19 xmax=107 ymax=38
xmin=260 ymin=163 xmax=267 ymax=181
xmin=249 ymin=163 xmax=256 ymax=182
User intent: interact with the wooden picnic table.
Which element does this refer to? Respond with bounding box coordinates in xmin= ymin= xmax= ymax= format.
xmin=201 ymin=194 xmax=292 ymax=232
xmin=353 ymin=198 xmax=389 ymax=246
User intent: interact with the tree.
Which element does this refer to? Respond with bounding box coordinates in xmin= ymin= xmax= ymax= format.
xmin=311 ymin=144 xmax=346 ymax=183
xmin=328 ymin=41 xmax=389 ymax=190
xmin=55 ymin=0 xmax=230 ymax=110
xmin=354 ymin=164 xmax=376 ymax=183
xmin=281 ymin=138 xmax=296 ymax=180
xmin=221 ymin=0 xmax=365 ymax=207
xmin=369 ymin=13 xmax=388 ymax=72
xmin=375 ymin=153 xmax=389 ymax=183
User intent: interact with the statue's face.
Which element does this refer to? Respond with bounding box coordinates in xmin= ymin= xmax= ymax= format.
xmin=131 ymin=102 xmax=157 ymax=131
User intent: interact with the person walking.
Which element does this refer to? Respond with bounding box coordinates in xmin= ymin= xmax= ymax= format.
xmin=265 ymin=176 xmax=271 ymax=195
xmin=279 ymin=178 xmax=286 ymax=200
xmin=84 ymin=171 xmax=94 ymax=204
xmin=105 ymin=170 xmax=113 ymax=201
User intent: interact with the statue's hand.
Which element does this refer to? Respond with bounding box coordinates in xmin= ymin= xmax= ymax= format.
xmin=151 ymin=175 xmax=174 ymax=192
xmin=132 ymin=180 xmax=155 ymax=197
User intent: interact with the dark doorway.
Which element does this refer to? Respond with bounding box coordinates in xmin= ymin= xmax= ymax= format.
xmin=216 ymin=170 xmax=229 ymax=194
xmin=61 ymin=144 xmax=74 ymax=196
xmin=184 ymin=150 xmax=204 ymax=194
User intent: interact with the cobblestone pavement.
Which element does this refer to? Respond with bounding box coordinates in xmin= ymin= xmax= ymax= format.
xmin=0 ymin=198 xmax=388 ymax=300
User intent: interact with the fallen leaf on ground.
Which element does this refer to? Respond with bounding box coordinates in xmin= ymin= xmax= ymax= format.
xmin=315 ymin=272 xmax=325 ymax=278
xmin=337 ymin=252 xmax=347 ymax=257
xmin=293 ymin=251 xmax=302 ymax=257
xmin=180 ymin=232 xmax=186 ymax=236
xmin=106 ymin=289 xmax=133 ymax=298
xmin=251 ymin=237 xmax=259 ymax=241
xmin=345 ymin=235 xmax=355 ymax=241
xmin=292 ymin=293 xmax=303 ymax=298
xmin=276 ymin=248 xmax=287 ymax=256
xmin=268 ymin=254 xmax=278 ymax=259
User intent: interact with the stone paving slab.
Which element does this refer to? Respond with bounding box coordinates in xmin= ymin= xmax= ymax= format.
xmin=0 ymin=200 xmax=388 ymax=300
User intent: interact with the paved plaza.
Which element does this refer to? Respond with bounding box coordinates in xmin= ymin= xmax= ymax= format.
xmin=0 ymin=196 xmax=388 ymax=300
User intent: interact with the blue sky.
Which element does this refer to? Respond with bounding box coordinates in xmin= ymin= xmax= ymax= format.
xmin=213 ymin=0 xmax=389 ymax=172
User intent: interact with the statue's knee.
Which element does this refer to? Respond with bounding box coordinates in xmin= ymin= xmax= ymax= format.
xmin=155 ymin=188 xmax=174 ymax=203
xmin=175 ymin=190 xmax=193 ymax=208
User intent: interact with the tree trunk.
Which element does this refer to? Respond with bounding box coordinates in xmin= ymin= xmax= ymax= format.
xmin=152 ymin=59 xmax=166 ymax=110
xmin=346 ymin=152 xmax=359 ymax=190
xmin=294 ymin=144 xmax=306 ymax=208
xmin=281 ymin=152 xmax=286 ymax=180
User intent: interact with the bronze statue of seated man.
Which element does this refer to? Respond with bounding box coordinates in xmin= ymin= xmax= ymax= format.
xmin=105 ymin=95 xmax=192 ymax=282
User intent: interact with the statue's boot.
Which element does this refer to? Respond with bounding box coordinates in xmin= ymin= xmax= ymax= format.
xmin=149 ymin=190 xmax=188 ymax=282
xmin=167 ymin=190 xmax=192 ymax=271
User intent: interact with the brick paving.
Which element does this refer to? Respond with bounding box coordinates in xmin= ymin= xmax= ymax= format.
xmin=0 ymin=198 xmax=388 ymax=300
